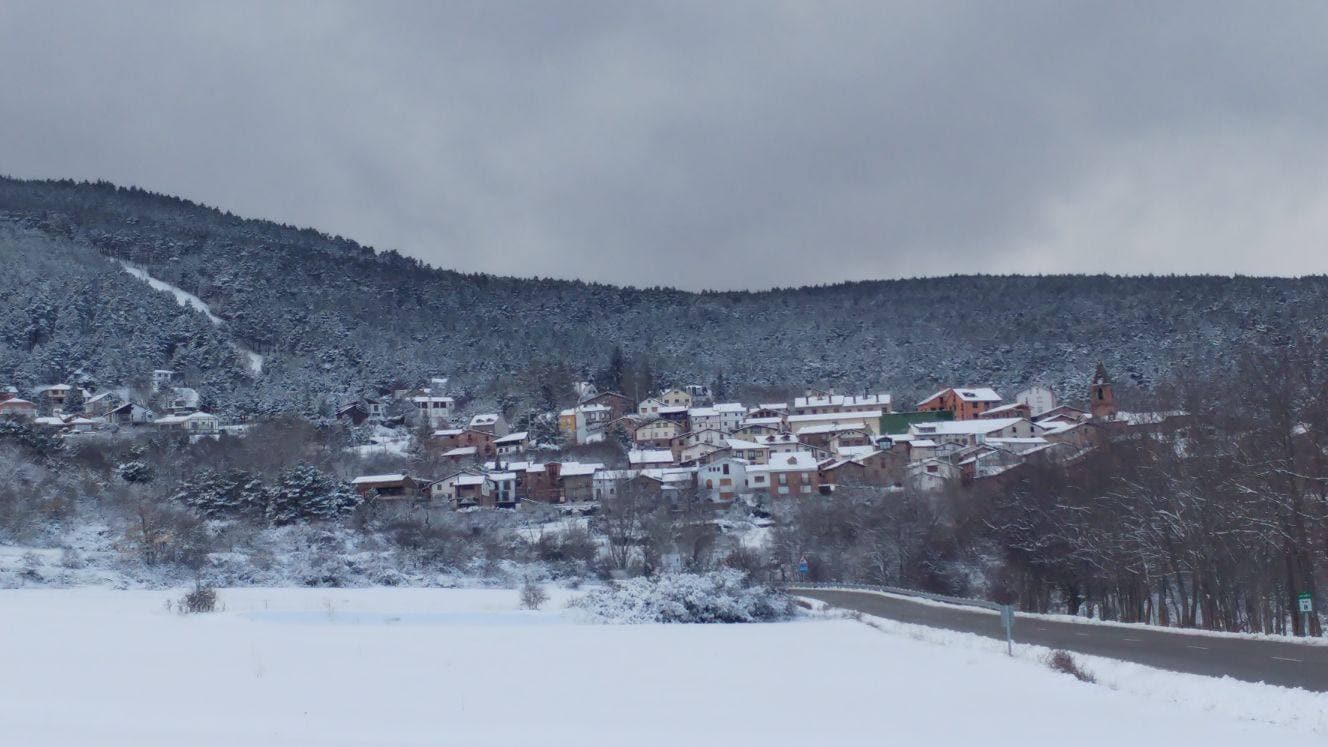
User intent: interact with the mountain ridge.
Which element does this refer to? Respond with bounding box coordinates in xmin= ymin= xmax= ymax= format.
xmin=1 ymin=176 xmax=1323 ymax=417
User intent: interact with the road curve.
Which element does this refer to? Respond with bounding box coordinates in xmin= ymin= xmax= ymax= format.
xmin=795 ymin=588 xmax=1328 ymax=692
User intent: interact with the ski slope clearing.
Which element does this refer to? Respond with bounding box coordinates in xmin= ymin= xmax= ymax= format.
xmin=0 ymin=588 xmax=1315 ymax=746
xmin=118 ymin=261 xmax=264 ymax=374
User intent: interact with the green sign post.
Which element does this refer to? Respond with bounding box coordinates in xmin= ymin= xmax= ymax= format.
xmin=1297 ymin=592 xmax=1313 ymax=637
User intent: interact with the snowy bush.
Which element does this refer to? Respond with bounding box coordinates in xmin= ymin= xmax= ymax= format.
xmin=571 ymin=569 xmax=794 ymax=624
xmin=178 ymin=584 xmax=218 ymax=614
xmin=116 ymin=461 xmax=154 ymax=484
xmin=520 ymin=580 xmax=549 ymax=610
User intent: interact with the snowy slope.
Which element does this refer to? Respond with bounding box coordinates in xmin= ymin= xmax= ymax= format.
xmin=118 ymin=261 xmax=264 ymax=374
xmin=0 ymin=588 xmax=1318 ymax=746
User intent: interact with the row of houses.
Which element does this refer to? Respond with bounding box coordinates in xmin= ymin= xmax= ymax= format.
xmin=0 ymin=374 xmax=231 ymax=440
xmin=379 ymin=364 xmax=1178 ymax=509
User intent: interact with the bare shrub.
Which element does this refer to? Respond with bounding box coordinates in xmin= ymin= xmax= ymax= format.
xmin=520 ymin=580 xmax=549 ymax=610
xmin=179 ymin=584 xmax=218 ymax=614
xmin=1046 ymin=650 xmax=1095 ymax=683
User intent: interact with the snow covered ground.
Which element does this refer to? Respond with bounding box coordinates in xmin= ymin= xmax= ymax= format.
xmin=1 ymin=587 xmax=1321 ymax=746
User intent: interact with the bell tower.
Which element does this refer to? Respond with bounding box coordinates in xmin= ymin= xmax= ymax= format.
xmin=1089 ymin=363 xmax=1117 ymax=419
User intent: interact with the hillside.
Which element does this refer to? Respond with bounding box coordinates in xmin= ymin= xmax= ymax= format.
xmin=1 ymin=176 xmax=1324 ymax=416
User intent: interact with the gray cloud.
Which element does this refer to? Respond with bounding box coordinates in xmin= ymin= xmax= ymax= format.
xmin=2 ymin=1 xmax=1327 ymax=289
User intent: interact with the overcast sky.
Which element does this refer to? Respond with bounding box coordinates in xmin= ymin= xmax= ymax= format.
xmin=2 ymin=2 xmax=1327 ymax=290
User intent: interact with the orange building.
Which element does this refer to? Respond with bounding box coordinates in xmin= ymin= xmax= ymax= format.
xmin=916 ymin=387 xmax=1003 ymax=421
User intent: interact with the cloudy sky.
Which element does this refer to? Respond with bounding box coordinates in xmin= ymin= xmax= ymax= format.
xmin=3 ymin=2 xmax=1327 ymax=290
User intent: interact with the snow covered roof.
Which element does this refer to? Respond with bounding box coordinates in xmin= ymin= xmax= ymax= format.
xmin=836 ymin=445 xmax=877 ymax=459
xmin=628 ymin=449 xmax=675 ymax=465
xmin=793 ymin=393 xmax=891 ymax=409
xmin=578 ymin=403 xmax=610 ymax=412
xmin=725 ymin=438 xmax=765 ymax=450
xmin=981 ymin=402 xmax=1027 ymax=416
xmin=595 ymin=469 xmax=641 ymax=481
xmin=909 ymin=418 xmax=1025 ymax=436
xmin=443 ymin=446 xmax=478 ymax=457
xmin=559 ymin=462 xmax=604 ymax=477
xmin=0 ymin=398 xmax=34 ymax=406
xmin=469 ymin=413 xmax=501 ymax=426
xmin=917 ymin=387 xmax=1002 ymax=407
xmin=748 ymin=452 xmax=820 ymax=472
xmin=797 ymin=422 xmax=870 ymax=435
xmin=433 ymin=429 xmax=464 ymax=437
xmin=754 ymin=403 xmax=788 ymax=411
xmin=713 ymin=403 xmax=746 ymax=413
xmin=658 ymin=406 xmax=688 ymax=415
xmin=494 ymin=431 xmax=529 ymax=444
xmin=688 ymin=407 xmax=717 ymax=417
xmin=353 ymin=474 xmax=407 ymax=484
xmin=454 ymin=474 xmax=489 ymax=486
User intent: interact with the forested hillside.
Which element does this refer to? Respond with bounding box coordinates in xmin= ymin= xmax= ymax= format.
xmin=2 ymin=176 xmax=1324 ymax=416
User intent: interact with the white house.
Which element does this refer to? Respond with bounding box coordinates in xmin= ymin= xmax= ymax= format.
xmin=1016 ymin=385 xmax=1058 ymax=417
xmin=791 ymin=392 xmax=893 ymax=416
xmin=698 ymin=458 xmax=748 ymax=501
xmin=659 ymin=387 xmax=693 ymax=408
xmin=712 ymin=402 xmax=747 ymax=432
xmin=411 ymin=395 xmax=455 ymax=427
xmin=155 ymin=411 xmax=220 ymax=436
xmin=687 ymin=407 xmax=721 ymax=433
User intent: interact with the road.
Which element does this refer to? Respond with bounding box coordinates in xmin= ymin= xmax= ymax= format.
xmin=794 ymin=588 xmax=1328 ymax=691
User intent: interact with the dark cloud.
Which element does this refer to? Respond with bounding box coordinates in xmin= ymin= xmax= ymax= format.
xmin=3 ymin=2 xmax=1327 ymax=289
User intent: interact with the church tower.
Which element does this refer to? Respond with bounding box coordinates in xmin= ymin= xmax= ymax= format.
xmin=1089 ymin=363 xmax=1117 ymax=419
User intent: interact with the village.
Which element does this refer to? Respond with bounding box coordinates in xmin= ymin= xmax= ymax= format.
xmin=0 ymin=363 xmax=1181 ymax=512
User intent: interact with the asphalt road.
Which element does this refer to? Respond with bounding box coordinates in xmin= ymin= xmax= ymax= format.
xmin=794 ymin=588 xmax=1328 ymax=691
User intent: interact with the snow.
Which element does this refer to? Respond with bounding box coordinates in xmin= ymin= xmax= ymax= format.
xmin=0 ymin=587 xmax=1317 ymax=745
xmin=119 ymin=261 xmax=223 ymax=324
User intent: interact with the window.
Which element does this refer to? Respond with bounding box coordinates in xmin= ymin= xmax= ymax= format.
xmin=705 ymin=480 xmax=713 ymax=489
xmin=778 ymin=474 xmax=788 ymax=485
xmin=754 ymin=476 xmax=765 ymax=484
xmin=722 ymin=463 xmax=730 ymax=475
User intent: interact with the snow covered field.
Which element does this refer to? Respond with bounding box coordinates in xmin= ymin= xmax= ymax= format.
xmin=0 ymin=587 xmax=1321 ymax=746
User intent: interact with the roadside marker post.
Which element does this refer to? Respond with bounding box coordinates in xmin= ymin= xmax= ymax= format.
xmin=1000 ymin=605 xmax=1015 ymax=656
xmin=1298 ymin=592 xmax=1313 ymax=636
xmin=797 ymin=556 xmax=810 ymax=577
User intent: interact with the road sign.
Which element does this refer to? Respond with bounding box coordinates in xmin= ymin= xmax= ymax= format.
xmin=1299 ymin=592 xmax=1313 ymax=613
xmin=797 ymin=556 xmax=809 ymax=575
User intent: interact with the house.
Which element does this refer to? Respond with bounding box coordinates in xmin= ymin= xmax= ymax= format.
xmin=442 ymin=446 xmax=480 ymax=465
xmin=698 ymin=458 xmax=748 ymax=502
xmin=637 ymin=397 xmax=668 ymax=418
xmin=150 ymin=369 xmax=175 ymax=393
xmin=410 ymin=394 xmax=455 ymax=427
xmin=711 ymin=403 xmax=748 ymax=432
xmin=351 ymin=474 xmax=421 ymax=499
xmin=0 ymin=398 xmax=37 ymax=419
xmin=107 ymin=402 xmax=155 ymax=426
xmin=656 ymin=406 xmax=690 ymax=425
xmin=1016 ymin=385 xmax=1057 ymax=416
xmin=154 ymin=411 xmax=220 ymax=435
xmin=336 ymin=401 xmax=371 ymax=426
xmin=558 ymin=462 xmax=602 ymax=502
xmin=659 ymin=387 xmax=693 ymax=409
xmin=908 ymin=458 xmax=961 ymax=492
xmin=35 ymin=384 xmax=89 ymax=409
xmin=1036 ymin=404 xmax=1091 ymax=423
xmin=725 ymin=438 xmax=772 ymax=464
xmin=559 ymin=404 xmax=610 ymax=445
xmin=794 ymin=422 xmax=873 ymax=451
xmin=787 ymin=410 xmax=883 ymax=436
xmin=908 ymin=417 xmax=1038 ymax=449
xmin=83 ymin=391 xmax=125 ymax=416
xmin=733 ymin=420 xmax=784 ymax=440
xmin=817 ymin=458 xmax=868 ymax=492
xmin=468 ymin=413 xmax=508 ymax=437
xmin=494 ymin=431 xmax=530 ymax=456
xmin=747 ymin=403 xmax=788 ymax=420
xmin=745 ymin=452 xmax=822 ymax=497
xmin=628 ymin=449 xmax=675 ymax=468
xmin=580 ymin=391 xmax=634 ymax=421
xmin=687 ymin=407 xmax=721 ymax=433
xmin=978 ymin=401 xmax=1032 ymax=420
xmin=683 ymin=384 xmax=713 ymax=406
xmin=916 ymin=388 xmax=1003 ymax=420
xmin=678 ymin=442 xmax=728 ymax=466
xmin=435 ymin=471 xmax=517 ymax=508
xmin=790 ymin=391 xmax=893 ymax=416
xmin=857 ymin=446 xmax=908 ymax=487
xmin=879 ymin=410 xmax=953 ymax=435
xmin=433 ymin=428 xmax=496 ymax=457
xmin=634 ymin=418 xmax=682 ymax=448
